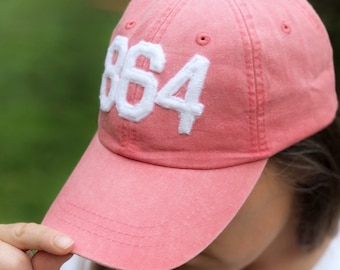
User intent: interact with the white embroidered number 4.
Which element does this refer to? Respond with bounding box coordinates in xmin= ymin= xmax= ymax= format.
xmin=99 ymin=35 xmax=210 ymax=135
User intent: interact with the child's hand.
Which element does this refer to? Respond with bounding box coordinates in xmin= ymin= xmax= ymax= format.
xmin=0 ymin=223 xmax=74 ymax=270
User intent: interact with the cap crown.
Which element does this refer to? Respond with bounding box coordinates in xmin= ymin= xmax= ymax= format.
xmin=98 ymin=0 xmax=337 ymax=169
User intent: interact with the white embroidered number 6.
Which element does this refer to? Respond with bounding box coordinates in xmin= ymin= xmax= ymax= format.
xmin=99 ymin=35 xmax=210 ymax=135
xmin=116 ymin=41 xmax=165 ymax=122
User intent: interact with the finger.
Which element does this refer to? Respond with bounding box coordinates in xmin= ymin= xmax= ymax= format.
xmin=32 ymin=252 xmax=73 ymax=270
xmin=0 ymin=240 xmax=32 ymax=270
xmin=0 ymin=223 xmax=74 ymax=254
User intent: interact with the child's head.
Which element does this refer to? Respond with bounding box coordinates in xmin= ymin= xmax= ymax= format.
xmin=43 ymin=0 xmax=338 ymax=269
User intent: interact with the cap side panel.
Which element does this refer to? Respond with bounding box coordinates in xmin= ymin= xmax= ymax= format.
xmin=228 ymin=0 xmax=268 ymax=154
xmin=248 ymin=0 xmax=337 ymax=152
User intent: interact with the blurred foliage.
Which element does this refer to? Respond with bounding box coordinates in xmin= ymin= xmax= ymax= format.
xmin=0 ymin=0 xmax=338 ymax=223
xmin=0 ymin=0 xmax=123 ymax=222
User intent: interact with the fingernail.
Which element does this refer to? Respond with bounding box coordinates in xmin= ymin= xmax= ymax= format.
xmin=53 ymin=235 xmax=74 ymax=250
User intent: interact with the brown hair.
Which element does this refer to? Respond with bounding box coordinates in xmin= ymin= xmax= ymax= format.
xmin=271 ymin=116 xmax=340 ymax=251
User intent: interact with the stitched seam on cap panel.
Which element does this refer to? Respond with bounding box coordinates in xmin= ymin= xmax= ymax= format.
xmin=53 ymin=207 xmax=224 ymax=248
xmin=53 ymin=198 xmax=234 ymax=247
xmin=66 ymin=198 xmax=168 ymax=229
xmin=237 ymin=0 xmax=267 ymax=152
xmin=129 ymin=0 xmax=187 ymax=155
xmin=226 ymin=0 xmax=257 ymax=153
xmin=109 ymin=1 xmax=133 ymax=156
xmin=229 ymin=0 xmax=268 ymax=154
xmin=148 ymin=0 xmax=188 ymax=44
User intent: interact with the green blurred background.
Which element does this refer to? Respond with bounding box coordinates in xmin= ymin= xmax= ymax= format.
xmin=0 ymin=0 xmax=127 ymax=223
xmin=0 ymin=0 xmax=339 ymax=223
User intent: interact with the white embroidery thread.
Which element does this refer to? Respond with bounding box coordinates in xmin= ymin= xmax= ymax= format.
xmin=99 ymin=35 xmax=210 ymax=134
xmin=100 ymin=36 xmax=128 ymax=112
xmin=155 ymin=55 xmax=210 ymax=134
xmin=116 ymin=41 xmax=165 ymax=122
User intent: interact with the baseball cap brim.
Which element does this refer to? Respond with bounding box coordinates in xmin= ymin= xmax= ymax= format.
xmin=43 ymin=133 xmax=267 ymax=270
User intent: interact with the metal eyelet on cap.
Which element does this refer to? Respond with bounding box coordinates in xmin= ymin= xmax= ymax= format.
xmin=196 ymin=33 xmax=211 ymax=46
xmin=125 ymin=21 xmax=136 ymax=30
xmin=281 ymin=21 xmax=292 ymax=34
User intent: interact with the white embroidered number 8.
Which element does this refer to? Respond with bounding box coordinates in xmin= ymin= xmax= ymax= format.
xmin=100 ymin=36 xmax=128 ymax=112
xmin=99 ymin=35 xmax=210 ymax=134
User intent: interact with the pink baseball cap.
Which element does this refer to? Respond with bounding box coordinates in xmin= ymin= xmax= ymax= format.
xmin=43 ymin=0 xmax=337 ymax=269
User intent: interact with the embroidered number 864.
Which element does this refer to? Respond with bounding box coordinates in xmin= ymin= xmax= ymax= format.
xmin=99 ymin=35 xmax=210 ymax=135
